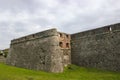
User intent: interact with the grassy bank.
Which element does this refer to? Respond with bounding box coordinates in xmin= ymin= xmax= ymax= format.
xmin=0 ymin=63 xmax=120 ymax=80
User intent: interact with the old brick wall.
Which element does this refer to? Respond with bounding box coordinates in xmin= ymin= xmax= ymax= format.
xmin=71 ymin=23 xmax=120 ymax=71
xmin=58 ymin=32 xmax=71 ymax=67
xmin=6 ymin=29 xmax=64 ymax=73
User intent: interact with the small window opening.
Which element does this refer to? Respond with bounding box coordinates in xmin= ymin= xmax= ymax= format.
xmin=59 ymin=33 xmax=63 ymax=37
xmin=108 ymin=27 xmax=112 ymax=31
xmin=66 ymin=35 xmax=69 ymax=38
xmin=59 ymin=42 xmax=63 ymax=48
xmin=42 ymin=61 xmax=45 ymax=65
xmin=66 ymin=43 xmax=69 ymax=48
xmin=33 ymin=34 xmax=35 ymax=37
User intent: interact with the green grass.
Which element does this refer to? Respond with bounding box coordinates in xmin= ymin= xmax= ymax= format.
xmin=0 ymin=63 xmax=120 ymax=80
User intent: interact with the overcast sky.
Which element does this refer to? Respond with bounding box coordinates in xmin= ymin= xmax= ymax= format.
xmin=0 ymin=0 xmax=120 ymax=49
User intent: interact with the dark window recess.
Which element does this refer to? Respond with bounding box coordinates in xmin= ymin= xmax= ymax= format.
xmin=42 ymin=61 xmax=45 ymax=65
xmin=59 ymin=33 xmax=63 ymax=37
xmin=59 ymin=42 xmax=63 ymax=48
xmin=66 ymin=35 xmax=69 ymax=38
xmin=33 ymin=34 xmax=35 ymax=37
xmin=108 ymin=27 xmax=112 ymax=31
xmin=25 ymin=37 xmax=27 ymax=40
xmin=66 ymin=43 xmax=69 ymax=48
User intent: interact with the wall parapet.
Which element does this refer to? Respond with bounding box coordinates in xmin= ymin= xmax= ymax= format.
xmin=72 ymin=23 xmax=120 ymax=39
xmin=71 ymin=23 xmax=120 ymax=72
xmin=11 ymin=28 xmax=57 ymax=45
xmin=6 ymin=22 xmax=120 ymax=72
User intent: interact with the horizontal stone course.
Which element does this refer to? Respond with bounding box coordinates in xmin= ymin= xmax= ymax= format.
xmin=6 ymin=23 xmax=120 ymax=73
xmin=11 ymin=28 xmax=57 ymax=44
xmin=71 ymin=23 xmax=120 ymax=71
xmin=6 ymin=28 xmax=71 ymax=73
xmin=72 ymin=23 xmax=120 ymax=39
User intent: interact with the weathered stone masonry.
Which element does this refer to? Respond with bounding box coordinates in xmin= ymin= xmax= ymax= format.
xmin=6 ymin=23 xmax=120 ymax=72
xmin=6 ymin=29 xmax=71 ymax=73
xmin=71 ymin=23 xmax=120 ymax=71
xmin=0 ymin=56 xmax=6 ymax=63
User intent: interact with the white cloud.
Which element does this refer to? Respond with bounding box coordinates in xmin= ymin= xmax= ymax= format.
xmin=0 ymin=0 xmax=120 ymax=49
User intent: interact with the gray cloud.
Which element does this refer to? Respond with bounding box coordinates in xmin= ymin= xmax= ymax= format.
xmin=0 ymin=0 xmax=120 ymax=49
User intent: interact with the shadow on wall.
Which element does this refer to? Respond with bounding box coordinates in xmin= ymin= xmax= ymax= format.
xmin=0 ymin=48 xmax=9 ymax=63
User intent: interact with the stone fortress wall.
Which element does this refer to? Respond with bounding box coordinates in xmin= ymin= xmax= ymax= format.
xmin=6 ymin=29 xmax=71 ymax=73
xmin=0 ymin=56 xmax=6 ymax=63
xmin=6 ymin=23 xmax=120 ymax=72
xmin=71 ymin=23 xmax=120 ymax=71
xmin=0 ymin=49 xmax=8 ymax=63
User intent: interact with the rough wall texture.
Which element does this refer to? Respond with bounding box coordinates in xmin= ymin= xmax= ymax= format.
xmin=0 ymin=56 xmax=6 ymax=63
xmin=6 ymin=29 xmax=71 ymax=73
xmin=6 ymin=23 xmax=120 ymax=72
xmin=58 ymin=32 xmax=71 ymax=67
xmin=71 ymin=23 xmax=120 ymax=71
xmin=6 ymin=29 xmax=62 ymax=72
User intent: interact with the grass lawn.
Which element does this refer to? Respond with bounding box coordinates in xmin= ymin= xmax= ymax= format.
xmin=0 ymin=63 xmax=120 ymax=80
